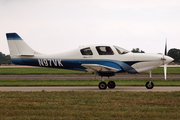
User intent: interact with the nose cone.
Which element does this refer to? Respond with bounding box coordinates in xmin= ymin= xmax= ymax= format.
xmin=164 ymin=56 xmax=174 ymax=64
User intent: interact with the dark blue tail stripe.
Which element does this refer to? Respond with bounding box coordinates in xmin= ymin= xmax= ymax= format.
xmin=6 ymin=33 xmax=23 ymax=40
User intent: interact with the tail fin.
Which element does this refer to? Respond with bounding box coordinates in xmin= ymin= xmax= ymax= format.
xmin=6 ymin=33 xmax=39 ymax=56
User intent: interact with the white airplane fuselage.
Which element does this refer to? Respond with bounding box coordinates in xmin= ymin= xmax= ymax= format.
xmin=10 ymin=44 xmax=172 ymax=74
xmin=6 ymin=33 xmax=174 ymax=89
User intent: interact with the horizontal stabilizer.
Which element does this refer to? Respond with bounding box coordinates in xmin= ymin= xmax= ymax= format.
xmin=20 ymin=55 xmax=34 ymax=57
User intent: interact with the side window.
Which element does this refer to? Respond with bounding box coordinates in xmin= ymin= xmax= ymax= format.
xmin=96 ymin=46 xmax=114 ymax=55
xmin=80 ymin=47 xmax=93 ymax=55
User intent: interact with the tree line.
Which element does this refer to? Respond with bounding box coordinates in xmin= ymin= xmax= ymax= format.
xmin=131 ymin=48 xmax=145 ymax=53
xmin=167 ymin=48 xmax=180 ymax=64
xmin=0 ymin=52 xmax=12 ymax=65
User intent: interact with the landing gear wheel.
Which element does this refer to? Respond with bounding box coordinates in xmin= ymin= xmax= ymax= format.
xmin=98 ymin=81 xmax=107 ymax=90
xmin=108 ymin=81 xmax=116 ymax=89
xmin=146 ymin=81 xmax=154 ymax=89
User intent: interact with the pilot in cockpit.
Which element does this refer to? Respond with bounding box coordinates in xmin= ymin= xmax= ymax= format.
xmin=105 ymin=47 xmax=114 ymax=55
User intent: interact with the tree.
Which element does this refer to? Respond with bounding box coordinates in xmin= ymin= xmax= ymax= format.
xmin=131 ymin=48 xmax=145 ymax=53
xmin=168 ymin=48 xmax=180 ymax=64
xmin=0 ymin=52 xmax=12 ymax=65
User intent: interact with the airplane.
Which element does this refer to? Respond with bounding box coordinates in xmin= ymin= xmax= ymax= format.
xmin=6 ymin=33 xmax=174 ymax=90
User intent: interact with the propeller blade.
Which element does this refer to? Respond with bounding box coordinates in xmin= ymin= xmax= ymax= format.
xmin=164 ymin=39 xmax=167 ymax=55
xmin=164 ymin=64 xmax=167 ymax=82
xmin=164 ymin=39 xmax=167 ymax=81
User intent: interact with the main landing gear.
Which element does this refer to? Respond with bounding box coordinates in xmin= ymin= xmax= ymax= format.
xmin=98 ymin=77 xmax=116 ymax=90
xmin=145 ymin=71 xmax=154 ymax=89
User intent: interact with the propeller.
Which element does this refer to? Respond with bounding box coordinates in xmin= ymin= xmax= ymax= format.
xmin=164 ymin=39 xmax=167 ymax=82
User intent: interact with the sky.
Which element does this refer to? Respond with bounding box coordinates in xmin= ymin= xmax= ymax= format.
xmin=0 ymin=0 xmax=180 ymax=55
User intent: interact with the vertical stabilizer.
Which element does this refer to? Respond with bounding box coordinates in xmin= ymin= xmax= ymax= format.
xmin=6 ymin=33 xmax=39 ymax=56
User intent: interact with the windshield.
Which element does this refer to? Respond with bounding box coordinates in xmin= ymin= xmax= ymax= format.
xmin=114 ymin=46 xmax=129 ymax=54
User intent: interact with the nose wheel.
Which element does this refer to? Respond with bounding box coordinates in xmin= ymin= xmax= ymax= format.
xmin=146 ymin=81 xmax=154 ymax=89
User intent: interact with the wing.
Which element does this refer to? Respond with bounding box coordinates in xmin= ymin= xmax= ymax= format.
xmin=81 ymin=64 xmax=120 ymax=73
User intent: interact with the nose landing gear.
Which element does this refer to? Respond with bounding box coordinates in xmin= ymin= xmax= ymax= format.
xmin=146 ymin=71 xmax=154 ymax=89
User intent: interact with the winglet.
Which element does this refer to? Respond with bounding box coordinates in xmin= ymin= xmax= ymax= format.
xmin=6 ymin=33 xmax=23 ymax=40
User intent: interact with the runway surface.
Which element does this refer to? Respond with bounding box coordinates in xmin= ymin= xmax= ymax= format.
xmin=0 ymin=86 xmax=180 ymax=92
xmin=0 ymin=74 xmax=180 ymax=79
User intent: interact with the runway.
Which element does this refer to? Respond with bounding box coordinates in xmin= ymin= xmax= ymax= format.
xmin=0 ymin=86 xmax=180 ymax=92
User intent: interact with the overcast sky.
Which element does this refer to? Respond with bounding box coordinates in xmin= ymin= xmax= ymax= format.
xmin=0 ymin=0 xmax=180 ymax=55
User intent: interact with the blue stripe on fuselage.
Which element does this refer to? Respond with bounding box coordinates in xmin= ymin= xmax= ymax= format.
xmin=11 ymin=58 xmax=138 ymax=73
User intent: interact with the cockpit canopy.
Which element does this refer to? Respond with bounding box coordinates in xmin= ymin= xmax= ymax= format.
xmin=80 ymin=45 xmax=129 ymax=55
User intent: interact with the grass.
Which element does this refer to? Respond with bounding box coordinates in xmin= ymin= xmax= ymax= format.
xmin=0 ymin=67 xmax=179 ymax=119
xmin=0 ymin=91 xmax=179 ymax=120
xmin=0 ymin=79 xmax=180 ymax=86
xmin=151 ymin=67 xmax=180 ymax=74
xmin=0 ymin=67 xmax=180 ymax=75
xmin=0 ymin=67 xmax=180 ymax=87
xmin=0 ymin=68 xmax=86 ymax=75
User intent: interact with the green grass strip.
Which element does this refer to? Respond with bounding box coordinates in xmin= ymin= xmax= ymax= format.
xmin=0 ymin=91 xmax=179 ymax=119
xmin=151 ymin=67 xmax=180 ymax=74
xmin=0 ymin=67 xmax=180 ymax=75
xmin=0 ymin=68 xmax=86 ymax=75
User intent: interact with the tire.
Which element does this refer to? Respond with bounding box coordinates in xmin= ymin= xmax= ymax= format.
xmin=146 ymin=81 xmax=154 ymax=89
xmin=98 ymin=81 xmax=107 ymax=90
xmin=108 ymin=81 xmax=116 ymax=89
